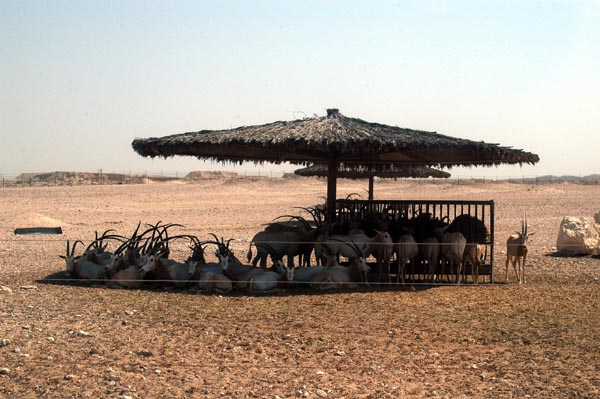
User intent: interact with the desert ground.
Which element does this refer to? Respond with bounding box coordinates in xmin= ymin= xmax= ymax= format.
xmin=0 ymin=177 xmax=599 ymax=399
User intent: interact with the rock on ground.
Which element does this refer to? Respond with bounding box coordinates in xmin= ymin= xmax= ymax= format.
xmin=556 ymin=216 xmax=599 ymax=256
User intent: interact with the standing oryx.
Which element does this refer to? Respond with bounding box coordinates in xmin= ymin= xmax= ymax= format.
xmin=506 ymin=216 xmax=532 ymax=284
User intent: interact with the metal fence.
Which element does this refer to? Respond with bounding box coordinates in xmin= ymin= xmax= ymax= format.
xmin=336 ymin=199 xmax=495 ymax=283
xmin=1 ymin=170 xmax=599 ymax=188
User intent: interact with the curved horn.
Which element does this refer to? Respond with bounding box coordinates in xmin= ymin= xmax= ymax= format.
xmin=130 ymin=221 xmax=141 ymax=240
xmin=70 ymin=240 xmax=85 ymax=257
xmin=137 ymin=224 xmax=160 ymax=241
xmin=84 ymin=233 xmax=128 ymax=253
xmin=114 ymin=238 xmax=132 ymax=256
xmin=273 ymin=215 xmax=312 ymax=231
xmin=329 ymin=238 xmax=362 ymax=259
xmin=197 ymin=240 xmax=221 ymax=247
xmin=295 ymin=206 xmax=322 ymax=227
xmin=348 ymin=240 xmax=364 ymax=259
xmin=208 ymin=233 xmax=220 ymax=243
xmin=345 ymin=192 xmax=361 ymax=200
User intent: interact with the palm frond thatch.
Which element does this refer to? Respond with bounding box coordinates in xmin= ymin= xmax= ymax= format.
xmin=295 ymin=164 xmax=451 ymax=179
xmin=131 ymin=109 xmax=540 ymax=168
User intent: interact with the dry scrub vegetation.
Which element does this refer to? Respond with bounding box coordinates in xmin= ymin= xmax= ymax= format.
xmin=0 ymin=178 xmax=599 ymax=398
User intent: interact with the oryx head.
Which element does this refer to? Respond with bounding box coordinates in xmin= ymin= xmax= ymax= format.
xmin=59 ymin=240 xmax=84 ymax=272
xmin=139 ymin=249 xmax=165 ymax=276
xmin=349 ymin=240 xmax=371 ymax=275
xmin=188 ymin=260 xmax=199 ymax=277
xmin=283 ymin=263 xmax=295 ymax=281
xmin=518 ymin=215 xmax=534 ymax=244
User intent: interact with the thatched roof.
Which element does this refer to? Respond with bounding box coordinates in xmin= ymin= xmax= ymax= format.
xmin=131 ymin=109 xmax=540 ymax=168
xmin=295 ymin=164 xmax=451 ymax=179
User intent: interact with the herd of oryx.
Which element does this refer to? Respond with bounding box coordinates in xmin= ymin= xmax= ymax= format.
xmin=59 ymin=206 xmax=532 ymax=294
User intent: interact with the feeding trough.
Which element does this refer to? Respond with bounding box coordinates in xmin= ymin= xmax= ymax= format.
xmin=14 ymin=227 xmax=63 ymax=235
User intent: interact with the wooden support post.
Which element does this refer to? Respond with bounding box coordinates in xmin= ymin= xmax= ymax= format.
xmin=326 ymin=158 xmax=338 ymax=233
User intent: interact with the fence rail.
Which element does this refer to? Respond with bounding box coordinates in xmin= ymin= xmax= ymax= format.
xmin=1 ymin=170 xmax=599 ymax=188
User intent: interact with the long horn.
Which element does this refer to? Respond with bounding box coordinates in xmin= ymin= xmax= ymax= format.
xmin=188 ymin=235 xmax=200 ymax=246
xmin=296 ymin=206 xmax=322 ymax=228
xmin=148 ymin=221 xmax=162 ymax=243
xmin=131 ymin=221 xmax=141 ymax=241
xmin=137 ymin=224 xmax=160 ymax=241
xmin=274 ymin=215 xmax=312 ymax=231
xmin=84 ymin=233 xmax=128 ymax=252
xmin=329 ymin=237 xmax=362 ymax=259
xmin=70 ymin=240 xmax=84 ymax=257
xmin=295 ymin=206 xmax=320 ymax=222
xmin=294 ymin=206 xmax=314 ymax=215
xmin=163 ymin=234 xmax=194 ymax=243
xmin=349 ymin=240 xmax=364 ymax=259
xmin=290 ymin=215 xmax=312 ymax=231
xmin=197 ymin=240 xmax=221 ymax=247
xmin=159 ymin=223 xmax=185 ymax=235
xmin=114 ymin=238 xmax=132 ymax=256
xmin=209 ymin=233 xmax=220 ymax=243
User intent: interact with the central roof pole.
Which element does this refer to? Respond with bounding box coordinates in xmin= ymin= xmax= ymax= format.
xmin=368 ymin=176 xmax=374 ymax=200
xmin=326 ymin=157 xmax=338 ymax=233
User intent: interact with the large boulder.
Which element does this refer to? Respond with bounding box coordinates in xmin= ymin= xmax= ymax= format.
xmin=556 ymin=217 xmax=599 ymax=256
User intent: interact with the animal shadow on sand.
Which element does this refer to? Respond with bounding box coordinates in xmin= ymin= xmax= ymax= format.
xmin=36 ymin=271 xmax=440 ymax=297
xmin=543 ymin=251 xmax=595 ymax=258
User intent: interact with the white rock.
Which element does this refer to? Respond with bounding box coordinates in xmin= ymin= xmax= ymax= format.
xmin=19 ymin=285 xmax=38 ymax=290
xmin=77 ymin=330 xmax=91 ymax=338
xmin=0 ymin=367 xmax=10 ymax=375
xmin=557 ymin=217 xmax=599 ymax=256
xmin=0 ymin=339 xmax=10 ymax=347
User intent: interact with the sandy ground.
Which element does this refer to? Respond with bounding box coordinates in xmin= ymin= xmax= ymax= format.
xmin=0 ymin=177 xmax=599 ymax=398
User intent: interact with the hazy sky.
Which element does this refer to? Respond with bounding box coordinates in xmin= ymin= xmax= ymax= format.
xmin=1 ymin=0 xmax=599 ymax=178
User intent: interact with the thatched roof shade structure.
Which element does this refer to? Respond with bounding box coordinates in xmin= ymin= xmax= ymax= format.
xmin=294 ymin=164 xmax=451 ymax=179
xmin=295 ymin=164 xmax=451 ymax=200
xmin=132 ymin=108 xmax=539 ymax=226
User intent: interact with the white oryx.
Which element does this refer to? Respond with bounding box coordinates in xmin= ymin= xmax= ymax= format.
xmin=394 ymin=234 xmax=419 ymax=285
xmin=139 ymin=250 xmax=189 ymax=288
xmin=420 ymin=237 xmax=440 ymax=283
xmin=439 ymin=231 xmax=467 ymax=284
xmin=505 ymin=217 xmax=532 ymax=284
xmin=463 ymin=242 xmax=486 ymax=284
xmin=309 ymin=256 xmax=370 ymax=290
xmin=60 ymin=240 xmax=106 ymax=282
